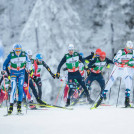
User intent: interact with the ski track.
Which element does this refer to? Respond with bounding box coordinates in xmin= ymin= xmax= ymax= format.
xmin=0 ymin=106 xmax=134 ymax=134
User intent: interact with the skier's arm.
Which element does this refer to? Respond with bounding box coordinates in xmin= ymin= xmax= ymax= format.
xmin=88 ymin=58 xmax=97 ymax=68
xmin=106 ymin=58 xmax=114 ymax=65
xmin=42 ymin=61 xmax=54 ymax=75
xmin=3 ymin=54 xmax=11 ymax=71
xmin=57 ymin=55 xmax=66 ymax=73
xmin=84 ymin=52 xmax=94 ymax=61
xmin=113 ymin=50 xmax=122 ymax=63
xmin=79 ymin=54 xmax=85 ymax=64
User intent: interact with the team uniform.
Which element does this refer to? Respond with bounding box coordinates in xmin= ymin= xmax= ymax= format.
xmin=63 ymin=61 xmax=86 ymax=102
xmin=56 ymin=50 xmax=93 ymax=106
xmin=86 ymin=57 xmax=113 ymax=98
xmin=30 ymin=55 xmax=55 ymax=99
xmin=3 ymin=44 xmax=31 ymax=114
xmin=94 ymin=41 xmax=134 ymax=108
xmin=103 ymin=49 xmax=133 ymax=103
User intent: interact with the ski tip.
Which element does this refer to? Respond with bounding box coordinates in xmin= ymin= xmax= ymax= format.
xmin=90 ymin=107 xmax=96 ymax=110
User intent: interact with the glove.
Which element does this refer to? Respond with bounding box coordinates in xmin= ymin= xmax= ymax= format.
xmin=56 ymin=72 xmax=60 ymax=79
xmin=84 ymin=67 xmax=90 ymax=76
xmin=86 ymin=69 xmax=90 ymax=76
xmin=33 ymin=75 xmax=37 ymax=80
xmin=85 ymin=59 xmax=89 ymax=64
xmin=8 ymin=76 xmax=11 ymax=80
xmin=106 ymin=64 xmax=110 ymax=69
xmin=84 ymin=65 xmax=88 ymax=70
xmin=51 ymin=73 xmax=56 ymax=79
xmin=1 ymin=70 xmax=6 ymax=75
xmin=113 ymin=59 xmax=118 ymax=64
xmin=91 ymin=52 xmax=94 ymax=55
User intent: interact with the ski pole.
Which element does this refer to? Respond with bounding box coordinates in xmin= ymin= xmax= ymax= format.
xmin=3 ymin=75 xmax=8 ymax=113
xmin=54 ymin=79 xmax=64 ymax=105
xmin=105 ymin=65 xmax=118 ymax=85
xmin=108 ymin=72 xmax=112 ymax=102
xmin=116 ymin=78 xmax=122 ymax=107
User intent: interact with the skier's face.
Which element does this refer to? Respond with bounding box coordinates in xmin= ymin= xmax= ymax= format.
xmin=100 ymin=56 xmax=105 ymax=61
xmin=15 ymin=51 xmax=21 ymax=56
xmin=69 ymin=50 xmax=74 ymax=55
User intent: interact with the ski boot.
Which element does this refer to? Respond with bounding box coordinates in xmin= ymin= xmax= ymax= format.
xmin=125 ymin=97 xmax=131 ymax=108
xmin=65 ymin=99 xmax=70 ymax=107
xmin=17 ymin=101 xmax=22 ymax=114
xmin=87 ymin=95 xmax=94 ymax=104
xmin=37 ymin=97 xmax=46 ymax=104
xmin=8 ymin=103 xmax=13 ymax=115
xmin=37 ymin=98 xmax=47 ymax=107
xmin=91 ymin=96 xmax=103 ymax=109
xmin=29 ymin=100 xmax=37 ymax=109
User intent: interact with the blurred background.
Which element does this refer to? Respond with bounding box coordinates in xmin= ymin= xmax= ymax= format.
xmin=0 ymin=0 xmax=134 ymax=105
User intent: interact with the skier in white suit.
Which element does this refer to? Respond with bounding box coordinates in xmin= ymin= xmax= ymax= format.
xmin=93 ymin=41 xmax=134 ymax=108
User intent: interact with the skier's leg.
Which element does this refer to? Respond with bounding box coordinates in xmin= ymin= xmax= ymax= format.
xmin=8 ymin=75 xmax=17 ymax=114
xmin=76 ymin=72 xmax=94 ymax=104
xmin=96 ymin=74 xmax=105 ymax=96
xmin=66 ymin=78 xmax=75 ymax=106
xmin=86 ymin=73 xmax=94 ymax=91
xmin=102 ymin=69 xmax=118 ymax=97
xmin=94 ymin=67 xmax=119 ymax=108
xmin=17 ymin=71 xmax=25 ymax=113
xmin=29 ymin=79 xmax=38 ymax=99
xmin=123 ymin=72 xmax=132 ymax=107
xmin=36 ymin=77 xmax=42 ymax=99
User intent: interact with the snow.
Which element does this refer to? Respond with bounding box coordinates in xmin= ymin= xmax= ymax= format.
xmin=0 ymin=105 xmax=134 ymax=134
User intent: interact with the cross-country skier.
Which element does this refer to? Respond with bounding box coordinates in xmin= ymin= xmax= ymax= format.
xmin=24 ymin=50 xmax=47 ymax=105
xmin=1 ymin=44 xmax=31 ymax=114
xmin=93 ymin=41 xmax=134 ymax=108
xmin=56 ymin=44 xmax=94 ymax=106
xmin=31 ymin=53 xmax=55 ymax=99
xmin=63 ymin=52 xmax=87 ymax=102
xmin=84 ymin=48 xmax=102 ymax=76
xmin=86 ymin=51 xmax=113 ymax=101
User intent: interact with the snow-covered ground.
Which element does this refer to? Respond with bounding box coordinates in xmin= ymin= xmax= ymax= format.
xmin=0 ymin=105 xmax=134 ymax=134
